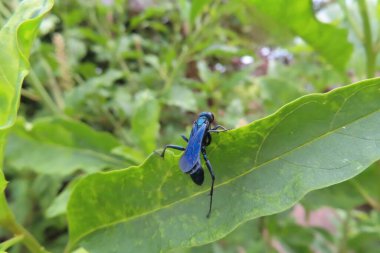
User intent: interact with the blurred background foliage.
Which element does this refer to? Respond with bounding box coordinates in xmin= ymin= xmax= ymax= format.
xmin=1 ymin=0 xmax=380 ymax=252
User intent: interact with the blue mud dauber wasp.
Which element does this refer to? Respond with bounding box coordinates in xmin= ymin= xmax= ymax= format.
xmin=160 ymin=112 xmax=227 ymax=218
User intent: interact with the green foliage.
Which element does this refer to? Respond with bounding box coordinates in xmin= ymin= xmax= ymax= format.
xmin=1 ymin=0 xmax=380 ymax=252
xmin=131 ymin=90 xmax=160 ymax=155
xmin=246 ymin=0 xmax=353 ymax=72
xmin=0 ymin=0 xmax=53 ymax=196
xmin=303 ymin=162 xmax=380 ymax=210
xmin=0 ymin=0 xmax=53 ymax=252
xmin=5 ymin=117 xmax=133 ymax=175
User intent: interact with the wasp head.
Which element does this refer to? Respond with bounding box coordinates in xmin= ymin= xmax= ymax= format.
xmin=198 ymin=112 xmax=214 ymax=123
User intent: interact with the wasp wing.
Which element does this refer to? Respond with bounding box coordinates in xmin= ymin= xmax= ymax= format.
xmin=179 ymin=123 xmax=207 ymax=173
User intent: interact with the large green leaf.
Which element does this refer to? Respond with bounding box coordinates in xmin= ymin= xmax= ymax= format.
xmin=67 ymin=78 xmax=380 ymax=252
xmin=0 ymin=0 xmax=53 ymax=221
xmin=246 ymin=0 xmax=353 ymax=72
xmin=5 ymin=117 xmax=133 ymax=175
xmin=0 ymin=0 xmax=53 ymax=126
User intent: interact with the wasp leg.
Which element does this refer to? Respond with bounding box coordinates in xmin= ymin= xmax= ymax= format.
xmin=160 ymin=145 xmax=185 ymax=158
xmin=208 ymin=130 xmax=227 ymax=133
xmin=202 ymin=132 xmax=211 ymax=146
xmin=181 ymin=135 xmax=189 ymax=143
xmin=211 ymin=125 xmax=228 ymax=131
xmin=201 ymin=148 xmax=215 ymax=218
xmin=209 ymin=125 xmax=228 ymax=133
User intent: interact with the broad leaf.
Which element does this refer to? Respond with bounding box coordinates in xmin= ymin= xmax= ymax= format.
xmin=0 ymin=0 xmax=53 ymax=221
xmin=5 ymin=117 xmax=133 ymax=175
xmin=67 ymin=78 xmax=380 ymax=252
xmin=246 ymin=0 xmax=353 ymax=71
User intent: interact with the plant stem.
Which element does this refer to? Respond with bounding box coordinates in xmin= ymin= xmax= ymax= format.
xmin=337 ymin=210 xmax=351 ymax=253
xmin=163 ymin=48 xmax=189 ymax=92
xmin=0 ymin=193 xmax=49 ymax=253
xmin=28 ymin=70 xmax=61 ymax=115
xmin=162 ymin=0 xmax=222 ymax=93
xmin=0 ymin=1 xmax=12 ymax=20
xmin=358 ymin=0 xmax=376 ymax=78
xmin=0 ymin=234 xmax=24 ymax=251
xmin=351 ymin=180 xmax=380 ymax=211
xmin=338 ymin=0 xmax=363 ymax=42
xmin=259 ymin=217 xmax=275 ymax=251
xmin=41 ymin=58 xmax=65 ymax=110
xmin=21 ymin=89 xmax=40 ymax=101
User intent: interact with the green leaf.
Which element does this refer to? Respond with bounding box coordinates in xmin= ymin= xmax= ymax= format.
xmin=165 ymin=85 xmax=198 ymax=112
xmin=131 ymin=90 xmax=160 ymax=155
xmin=0 ymin=133 xmax=6 ymax=194
xmin=71 ymin=248 xmax=90 ymax=253
xmin=0 ymin=133 xmax=5 ymax=184
xmin=46 ymin=178 xmax=80 ymax=218
xmin=347 ymin=211 xmax=380 ymax=252
xmin=0 ymin=235 xmax=24 ymax=252
xmin=0 ymin=0 xmax=53 ymax=222
xmin=266 ymin=213 xmax=315 ymax=251
xmin=67 ymin=78 xmax=380 ymax=252
xmin=5 ymin=117 xmax=131 ymax=175
xmin=0 ymin=0 xmax=52 ymax=126
xmin=190 ymin=0 xmax=212 ymax=25
xmin=201 ymin=44 xmax=243 ymax=58
xmin=246 ymin=0 xmax=353 ymax=71
xmin=258 ymin=77 xmax=303 ymax=113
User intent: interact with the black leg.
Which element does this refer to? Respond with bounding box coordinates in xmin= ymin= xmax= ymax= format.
xmin=203 ymin=132 xmax=212 ymax=146
xmin=209 ymin=125 xmax=228 ymax=133
xmin=160 ymin=145 xmax=185 ymax=158
xmin=181 ymin=135 xmax=189 ymax=143
xmin=201 ymin=148 xmax=215 ymax=218
xmin=208 ymin=129 xmax=226 ymax=133
xmin=211 ymin=125 xmax=228 ymax=131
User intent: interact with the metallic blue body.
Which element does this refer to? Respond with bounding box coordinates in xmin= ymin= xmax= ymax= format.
xmin=159 ymin=112 xmax=226 ymax=217
xmin=179 ymin=118 xmax=209 ymax=174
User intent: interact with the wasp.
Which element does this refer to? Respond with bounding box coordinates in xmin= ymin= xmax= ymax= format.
xmin=160 ymin=112 xmax=227 ymax=218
